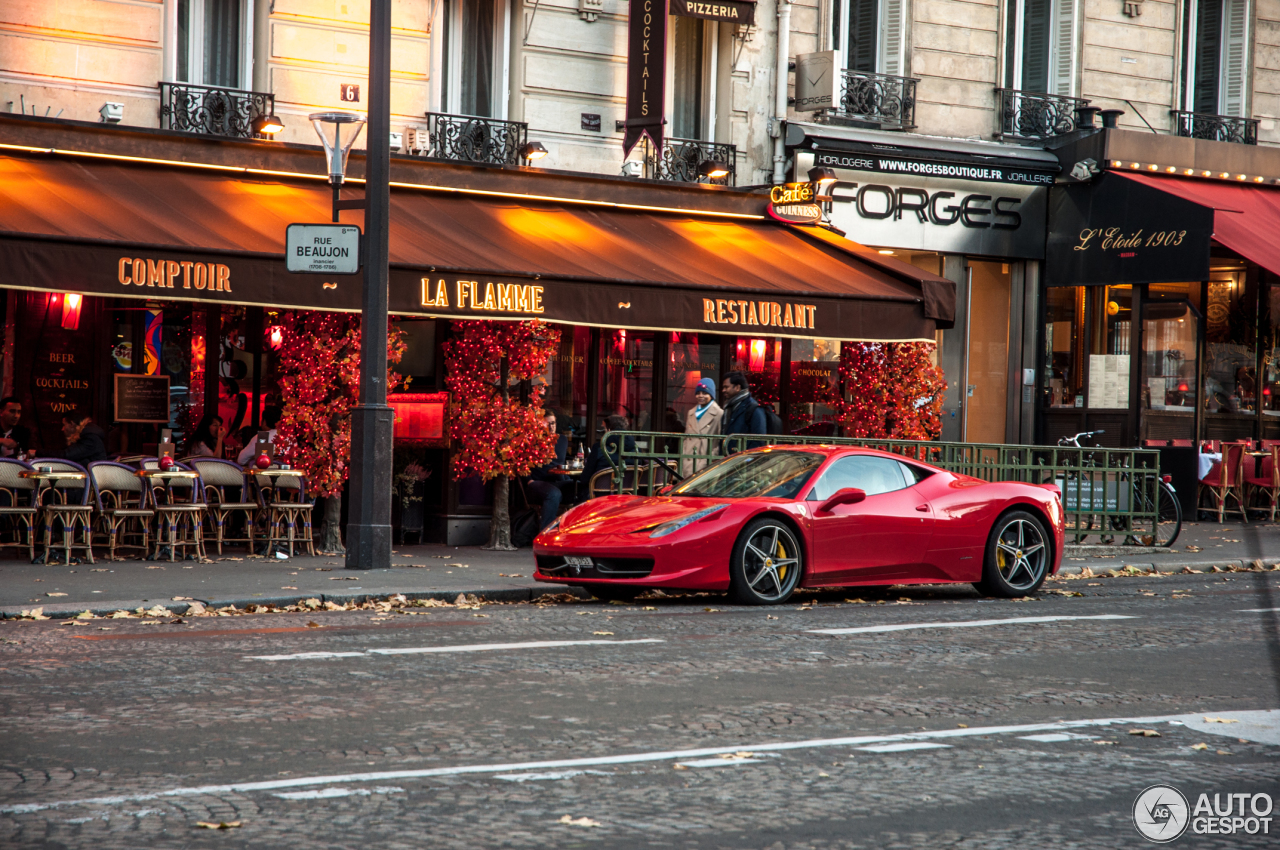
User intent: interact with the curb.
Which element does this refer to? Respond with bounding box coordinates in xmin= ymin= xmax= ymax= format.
xmin=1057 ymin=558 xmax=1278 ymax=576
xmin=0 ymin=585 xmax=591 ymax=620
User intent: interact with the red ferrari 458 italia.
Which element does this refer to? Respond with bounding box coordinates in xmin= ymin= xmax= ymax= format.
xmin=533 ymin=446 xmax=1065 ymax=605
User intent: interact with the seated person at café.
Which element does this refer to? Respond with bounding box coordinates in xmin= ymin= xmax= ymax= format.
xmin=526 ymin=411 xmax=571 ymax=529
xmin=237 ymin=405 xmax=283 ymax=465
xmin=56 ymin=407 xmax=107 ymax=464
xmin=0 ymin=396 xmax=32 ymax=458
xmin=185 ymin=414 xmax=226 ymax=458
xmin=579 ymin=414 xmax=635 ymax=498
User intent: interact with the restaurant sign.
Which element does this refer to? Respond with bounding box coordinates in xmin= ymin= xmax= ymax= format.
xmin=670 ymin=0 xmax=754 ymax=23
xmin=285 ymin=224 xmax=361 ymax=275
xmin=1046 ymin=174 xmax=1213 ymax=286
xmin=766 ymin=182 xmax=823 ymax=224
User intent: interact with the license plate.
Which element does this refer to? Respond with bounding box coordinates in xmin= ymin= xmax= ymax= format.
xmin=564 ymin=556 xmax=593 ymax=567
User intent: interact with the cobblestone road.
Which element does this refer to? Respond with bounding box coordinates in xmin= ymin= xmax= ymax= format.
xmin=2 ymin=573 xmax=1279 ymax=848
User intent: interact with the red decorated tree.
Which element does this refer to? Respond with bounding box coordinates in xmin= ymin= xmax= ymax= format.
xmin=444 ymin=320 xmax=560 ymax=550
xmin=821 ymin=342 xmax=947 ymax=440
xmin=274 ymin=312 xmax=407 ymax=553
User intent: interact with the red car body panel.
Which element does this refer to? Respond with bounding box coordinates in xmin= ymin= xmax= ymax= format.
xmin=533 ymin=446 xmax=1065 ymax=593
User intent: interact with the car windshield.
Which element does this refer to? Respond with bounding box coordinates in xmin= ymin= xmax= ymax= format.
xmin=673 ymin=451 xmax=823 ymax=500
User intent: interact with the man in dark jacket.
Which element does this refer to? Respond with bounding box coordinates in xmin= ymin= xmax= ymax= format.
xmin=720 ymin=371 xmax=767 ymax=447
xmin=0 ymin=396 xmax=32 ymax=458
xmin=526 ymin=411 xmax=570 ymax=529
xmin=58 ymin=408 xmax=108 ymax=464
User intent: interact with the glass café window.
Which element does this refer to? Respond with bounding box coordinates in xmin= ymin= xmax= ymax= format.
xmin=1205 ymin=263 xmax=1256 ymax=416
xmin=1043 ymin=285 xmax=1133 ymax=411
xmin=537 ymin=325 xmax=590 ymax=437
xmin=729 ymin=336 xmax=783 ymax=412
xmin=1265 ymin=280 xmax=1280 ymax=416
xmin=788 ymin=338 xmax=841 ymax=435
xmin=1045 ymin=286 xmax=1084 ymax=408
xmin=1087 ymin=285 xmax=1133 ymax=410
xmin=1142 ymin=282 xmax=1200 ymax=419
xmin=597 ymin=329 xmax=654 ymax=432
xmin=667 ymin=333 xmax=721 ymax=433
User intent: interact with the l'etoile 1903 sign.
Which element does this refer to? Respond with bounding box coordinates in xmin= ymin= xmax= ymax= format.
xmin=800 ymin=152 xmax=1049 ymax=259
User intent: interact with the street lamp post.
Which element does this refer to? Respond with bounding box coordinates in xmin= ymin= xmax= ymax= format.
xmin=345 ymin=0 xmax=393 ymax=570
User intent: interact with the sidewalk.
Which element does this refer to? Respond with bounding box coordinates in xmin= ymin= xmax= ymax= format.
xmin=3 ymin=520 xmax=1277 ymax=619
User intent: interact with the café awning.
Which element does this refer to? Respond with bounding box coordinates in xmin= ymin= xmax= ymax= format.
xmin=0 ymin=149 xmax=953 ymax=342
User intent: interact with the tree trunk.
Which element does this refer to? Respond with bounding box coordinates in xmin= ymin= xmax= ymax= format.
xmin=485 ymin=475 xmax=514 ymax=550
xmin=319 ymin=495 xmax=345 ymax=554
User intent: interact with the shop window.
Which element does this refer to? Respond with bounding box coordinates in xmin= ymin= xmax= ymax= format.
xmin=396 ymin=319 xmax=437 ymax=388
xmin=1045 ymin=286 xmax=1084 ymax=408
xmin=671 ymin=16 xmax=706 ymax=140
xmin=832 ymin=0 xmax=905 ymax=76
xmin=729 ymin=337 xmax=782 ymax=411
xmin=667 ymin=332 xmax=721 ymax=434
xmin=966 ymin=261 xmax=1011 ymax=442
xmin=1265 ymin=280 xmax=1280 ymax=415
xmin=788 ymin=338 xmax=841 ymax=436
xmin=1205 ymin=264 xmax=1256 ymax=413
xmin=1182 ymin=0 xmax=1249 ymax=116
xmin=539 ymin=324 xmax=590 ymax=437
xmin=597 ymin=330 xmax=654 ymax=433
xmin=1143 ymin=283 xmax=1200 ymax=414
xmin=1085 ymin=285 xmax=1132 ymax=410
xmin=1004 ymin=0 xmax=1076 ymax=95
xmin=176 ymin=0 xmax=248 ymax=88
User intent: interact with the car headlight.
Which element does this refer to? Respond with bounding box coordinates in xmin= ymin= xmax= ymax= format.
xmin=648 ymin=504 xmax=728 ymax=538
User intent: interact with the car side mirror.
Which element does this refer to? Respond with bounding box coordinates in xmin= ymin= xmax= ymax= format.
xmin=817 ymin=487 xmax=866 ymax=514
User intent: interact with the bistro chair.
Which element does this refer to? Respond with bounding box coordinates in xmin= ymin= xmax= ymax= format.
xmin=141 ymin=459 xmax=207 ymax=561
xmin=190 ymin=458 xmax=260 ymax=555
xmin=1141 ymin=439 xmax=1169 ymax=447
xmin=1245 ymin=445 xmax=1280 ymax=523
xmin=0 ymin=458 xmax=38 ymax=561
xmin=254 ymin=469 xmax=315 ymax=557
xmin=29 ymin=458 xmax=95 ymax=565
xmin=88 ymin=461 xmax=154 ymax=560
xmin=1170 ymin=439 xmax=1194 ymax=448
xmin=1199 ymin=442 xmax=1248 ymax=524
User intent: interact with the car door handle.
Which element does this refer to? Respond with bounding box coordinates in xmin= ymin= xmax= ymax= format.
xmin=915 ymin=505 xmax=930 ymax=512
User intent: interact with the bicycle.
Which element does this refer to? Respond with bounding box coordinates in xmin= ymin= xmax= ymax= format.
xmin=1055 ymin=430 xmax=1181 ymax=547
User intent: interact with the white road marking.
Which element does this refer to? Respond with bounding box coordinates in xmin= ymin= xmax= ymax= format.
xmin=10 ymin=710 xmax=1274 ymax=814
xmin=1017 ymin=733 xmax=1096 ymax=743
xmin=1238 ymin=608 xmax=1280 ymax=613
xmin=275 ymin=786 xmax=404 ymax=800
xmin=247 ymin=638 xmax=664 ymax=661
xmin=495 ymin=770 xmax=612 ymax=783
xmin=855 ymin=742 xmax=952 ymax=753
xmin=808 ymin=614 xmax=1136 ymax=636
xmin=674 ymin=757 xmax=768 ymax=768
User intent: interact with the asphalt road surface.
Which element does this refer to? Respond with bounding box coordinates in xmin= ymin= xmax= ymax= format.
xmin=3 ymin=573 xmax=1280 ymax=849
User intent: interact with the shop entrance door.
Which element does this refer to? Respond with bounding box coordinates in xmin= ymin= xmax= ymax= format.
xmin=963 ymin=261 xmax=1012 ymax=444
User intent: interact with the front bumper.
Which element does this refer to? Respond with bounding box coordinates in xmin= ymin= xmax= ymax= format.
xmin=532 ymin=530 xmax=730 ymax=590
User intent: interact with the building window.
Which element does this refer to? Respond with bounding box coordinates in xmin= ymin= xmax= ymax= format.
xmin=443 ymin=0 xmax=508 ymax=117
xmin=176 ymin=0 xmax=248 ymax=88
xmin=1004 ymin=0 xmax=1076 ymax=95
xmin=1182 ymin=0 xmax=1249 ymax=116
xmin=832 ymin=0 xmax=905 ymax=75
xmin=671 ymin=16 xmax=707 ymax=140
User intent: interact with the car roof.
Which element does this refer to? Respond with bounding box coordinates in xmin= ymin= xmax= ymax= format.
xmin=744 ymin=444 xmax=933 ymax=466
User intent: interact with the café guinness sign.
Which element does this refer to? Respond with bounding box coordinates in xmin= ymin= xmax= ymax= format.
xmin=766 ymin=182 xmax=822 ymax=224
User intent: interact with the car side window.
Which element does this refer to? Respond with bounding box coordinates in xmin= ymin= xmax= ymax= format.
xmin=807 ymin=456 xmax=909 ymax=501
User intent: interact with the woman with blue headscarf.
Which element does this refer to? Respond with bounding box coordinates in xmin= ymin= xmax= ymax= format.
xmin=681 ymin=377 xmax=723 ymax=476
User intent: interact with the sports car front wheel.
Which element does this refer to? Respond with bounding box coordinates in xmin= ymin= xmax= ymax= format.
xmin=729 ymin=518 xmax=803 ymax=605
xmin=976 ymin=510 xmax=1050 ymax=598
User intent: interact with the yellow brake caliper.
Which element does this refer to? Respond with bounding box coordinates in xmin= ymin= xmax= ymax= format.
xmin=775 ymin=539 xmax=788 ymax=581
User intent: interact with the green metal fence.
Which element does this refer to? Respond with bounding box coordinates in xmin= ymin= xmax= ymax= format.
xmin=594 ymin=431 xmax=1164 ymax=544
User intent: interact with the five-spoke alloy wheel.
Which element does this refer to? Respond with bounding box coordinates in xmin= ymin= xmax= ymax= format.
xmin=977 ymin=510 xmax=1050 ymax=597
xmin=729 ymin=518 xmax=803 ymax=604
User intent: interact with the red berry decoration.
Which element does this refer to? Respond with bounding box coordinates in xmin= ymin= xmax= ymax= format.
xmin=255 ymin=453 xmax=271 ymax=470
xmin=159 ymin=455 xmax=174 ymax=471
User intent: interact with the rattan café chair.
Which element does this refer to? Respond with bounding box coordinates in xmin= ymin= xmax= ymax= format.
xmin=0 ymin=458 xmax=39 ymax=561
xmin=28 ymin=458 xmax=95 ymax=565
xmin=141 ymin=458 xmax=207 ymax=561
xmin=253 ymin=469 xmax=315 ymax=557
xmin=88 ymin=461 xmax=154 ymax=560
xmin=190 ymin=457 xmax=260 ymax=554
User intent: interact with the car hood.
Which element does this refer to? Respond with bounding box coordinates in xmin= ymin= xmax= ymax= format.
xmin=558 ymin=496 xmax=727 ymax=535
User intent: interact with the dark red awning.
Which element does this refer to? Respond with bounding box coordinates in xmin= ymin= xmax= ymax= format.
xmin=1117 ymin=172 xmax=1280 ymax=277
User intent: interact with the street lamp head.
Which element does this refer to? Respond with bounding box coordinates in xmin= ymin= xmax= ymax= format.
xmin=309 ymin=111 xmax=367 ymax=186
xmin=807 ymin=166 xmax=838 ymax=190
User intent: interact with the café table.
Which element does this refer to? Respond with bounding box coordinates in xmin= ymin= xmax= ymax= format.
xmin=135 ymin=468 xmax=204 ymax=560
xmin=245 ymin=467 xmax=313 ymax=557
xmin=20 ymin=469 xmax=91 ymax=564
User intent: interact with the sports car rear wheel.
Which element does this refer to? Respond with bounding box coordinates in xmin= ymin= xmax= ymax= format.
xmin=729 ymin=518 xmax=803 ymax=605
xmin=976 ymin=510 xmax=1050 ymax=598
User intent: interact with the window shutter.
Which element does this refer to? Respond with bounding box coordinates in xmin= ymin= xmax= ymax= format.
xmin=1193 ymin=0 xmax=1222 ymax=114
xmin=879 ymin=0 xmax=905 ymax=77
xmin=1020 ymin=0 xmax=1051 ymax=93
xmin=1220 ymin=0 xmax=1249 ymax=116
xmin=1050 ymin=0 xmax=1076 ymax=97
xmin=847 ymin=0 xmax=878 ymax=73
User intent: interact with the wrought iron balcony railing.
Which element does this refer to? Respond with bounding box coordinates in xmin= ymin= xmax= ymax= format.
xmin=644 ymin=137 xmax=737 ymax=186
xmin=827 ymin=70 xmax=918 ymax=130
xmin=425 ymin=113 xmax=528 ymax=166
xmin=1170 ymin=110 xmax=1259 ymax=145
xmin=996 ymin=88 xmax=1090 ymax=141
xmin=159 ymin=82 xmax=274 ymax=139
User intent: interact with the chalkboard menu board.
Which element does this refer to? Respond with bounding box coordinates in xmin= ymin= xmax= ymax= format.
xmin=114 ymin=374 xmax=171 ymax=423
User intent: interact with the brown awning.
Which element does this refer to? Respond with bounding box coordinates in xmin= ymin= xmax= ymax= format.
xmin=0 ymin=150 xmax=953 ymax=342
